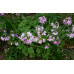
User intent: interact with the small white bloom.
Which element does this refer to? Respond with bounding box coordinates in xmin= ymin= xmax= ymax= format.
xmin=15 ymin=42 xmax=19 ymax=46
xmin=43 ymin=39 xmax=46 ymax=43
xmin=27 ymin=32 xmax=32 ymax=37
xmin=33 ymin=37 xmax=39 ymax=42
xmin=38 ymin=40 xmax=42 ymax=44
xmin=52 ymin=32 xmax=58 ymax=35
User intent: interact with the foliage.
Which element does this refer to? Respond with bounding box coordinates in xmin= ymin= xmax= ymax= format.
xmin=0 ymin=13 xmax=74 ymax=60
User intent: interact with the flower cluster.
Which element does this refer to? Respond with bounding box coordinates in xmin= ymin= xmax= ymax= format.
xmin=19 ymin=32 xmax=34 ymax=44
xmin=39 ymin=16 xmax=47 ymax=24
xmin=63 ymin=17 xmax=72 ymax=26
xmin=67 ymin=33 xmax=74 ymax=39
xmin=0 ymin=36 xmax=10 ymax=41
xmin=47 ymin=35 xmax=60 ymax=45
xmin=51 ymin=22 xmax=59 ymax=28
xmin=0 ymin=16 xmax=73 ymax=50
xmin=19 ymin=26 xmax=46 ymax=45
xmin=35 ymin=26 xmax=46 ymax=44
xmin=46 ymin=22 xmax=60 ymax=47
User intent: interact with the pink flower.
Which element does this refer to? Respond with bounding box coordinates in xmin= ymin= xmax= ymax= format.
xmin=26 ymin=39 xmax=33 ymax=44
xmin=45 ymin=46 xmax=49 ymax=49
xmin=57 ymin=36 xmax=59 ymax=40
xmin=52 ymin=37 xmax=55 ymax=40
xmin=11 ymin=34 xmax=15 ymax=37
xmin=39 ymin=16 xmax=47 ymax=24
xmin=51 ymin=22 xmax=59 ymax=28
xmin=27 ymin=32 xmax=32 ymax=37
xmin=43 ymin=39 xmax=46 ymax=43
xmin=51 ymin=29 xmax=54 ymax=32
xmin=57 ymin=41 xmax=60 ymax=45
xmin=1 ymin=36 xmax=5 ymax=41
xmin=42 ymin=31 xmax=46 ymax=35
xmin=67 ymin=33 xmax=74 ymax=38
xmin=53 ymin=41 xmax=57 ymax=44
xmin=3 ymin=30 xmax=6 ymax=32
xmin=63 ymin=17 xmax=72 ymax=26
xmin=5 ymin=36 xmax=10 ymax=41
xmin=51 ymin=22 xmax=54 ymax=26
xmin=52 ymin=32 xmax=58 ymax=35
xmin=33 ymin=37 xmax=39 ymax=42
xmin=15 ymin=34 xmax=18 ymax=37
xmin=21 ymin=37 xmax=27 ymax=41
xmin=21 ymin=33 xmax=25 ymax=37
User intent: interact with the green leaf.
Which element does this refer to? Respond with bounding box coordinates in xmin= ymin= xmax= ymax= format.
xmin=22 ymin=47 xmax=28 ymax=56
xmin=28 ymin=47 xmax=34 ymax=54
xmin=36 ymin=48 xmax=40 ymax=54
xmin=28 ymin=47 xmax=35 ymax=58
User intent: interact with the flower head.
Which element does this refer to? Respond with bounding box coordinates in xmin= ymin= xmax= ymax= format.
xmin=45 ymin=46 xmax=49 ymax=49
xmin=63 ymin=17 xmax=72 ymax=26
xmin=39 ymin=16 xmax=47 ymax=24
xmin=15 ymin=42 xmax=19 ymax=46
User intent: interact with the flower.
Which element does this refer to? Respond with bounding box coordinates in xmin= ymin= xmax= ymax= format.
xmin=15 ymin=42 xmax=19 ymax=46
xmin=5 ymin=36 xmax=10 ymax=41
xmin=33 ymin=37 xmax=39 ymax=42
xmin=1 ymin=36 xmax=5 ymax=41
xmin=57 ymin=41 xmax=60 ymax=45
xmin=39 ymin=16 xmax=47 ymax=24
xmin=21 ymin=33 xmax=25 ymax=38
xmin=11 ymin=34 xmax=15 ymax=37
xmin=47 ymin=36 xmax=54 ymax=41
xmin=26 ymin=39 xmax=33 ymax=44
xmin=38 ymin=40 xmax=42 ymax=44
xmin=15 ymin=34 xmax=18 ymax=37
xmin=11 ymin=42 xmax=13 ymax=45
xmin=52 ymin=32 xmax=58 ymax=35
xmin=67 ymin=33 xmax=74 ymax=38
xmin=45 ymin=46 xmax=49 ymax=49
xmin=51 ymin=22 xmax=59 ymax=28
xmin=63 ymin=17 xmax=72 ymax=25
xmin=42 ymin=31 xmax=46 ymax=35
xmin=27 ymin=32 xmax=32 ymax=37
xmin=36 ymin=26 xmax=44 ymax=32
xmin=43 ymin=39 xmax=46 ymax=43
xmin=51 ymin=29 xmax=54 ymax=32
xmin=53 ymin=41 xmax=57 ymax=44
xmin=3 ymin=30 xmax=6 ymax=32
xmin=51 ymin=22 xmax=54 ymax=26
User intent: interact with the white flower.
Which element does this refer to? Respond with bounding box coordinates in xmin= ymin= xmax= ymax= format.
xmin=15 ymin=42 xmax=19 ymax=46
xmin=51 ymin=29 xmax=54 ymax=32
xmin=27 ymin=32 xmax=32 ymax=37
xmin=33 ymin=37 xmax=39 ymax=42
xmin=11 ymin=42 xmax=13 ymax=45
xmin=38 ymin=40 xmax=42 ymax=44
xmin=21 ymin=33 xmax=25 ymax=37
xmin=43 ymin=39 xmax=46 ymax=43
xmin=52 ymin=32 xmax=58 ymax=35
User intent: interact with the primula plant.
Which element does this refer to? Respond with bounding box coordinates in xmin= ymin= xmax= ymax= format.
xmin=0 ymin=13 xmax=74 ymax=60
